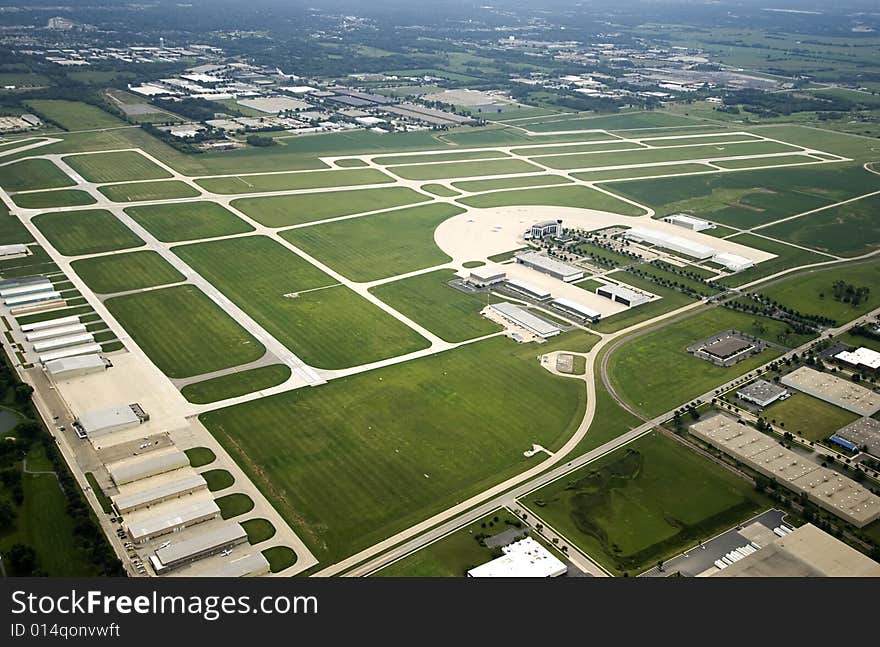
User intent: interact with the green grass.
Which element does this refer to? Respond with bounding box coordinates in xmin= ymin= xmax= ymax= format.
xmin=334 ymin=158 xmax=368 ymax=168
xmin=641 ymin=134 xmax=762 ymax=147
xmin=201 ymin=332 xmax=592 ymax=562
xmin=185 ymin=447 xmax=216 ymax=468
xmin=174 ymin=236 xmax=430 ymax=368
xmin=717 ymin=234 xmax=831 ymax=288
xmin=280 ymin=203 xmax=459 ymax=282
xmin=124 ymin=201 xmax=254 ymax=242
xmin=85 ymin=472 xmax=113 ymax=514
xmin=513 ymin=141 xmax=642 ymax=157
xmin=462 ymin=261 xmax=485 ymax=268
xmin=370 ymin=270 xmax=503 ymax=343
xmin=712 ymin=155 xmax=819 ymax=170
xmin=524 ymin=431 xmax=769 ymax=575
xmin=760 ymin=393 xmax=859 ymax=442
xmin=195 ymin=168 xmax=393 ymax=194
xmin=463 ymin=184 xmax=646 ymax=216
xmin=33 ymin=209 xmax=144 ymax=256
xmin=452 ymin=174 xmax=572 ymax=193
xmin=574 ymin=374 xmax=644 ymax=454
xmin=202 ymin=469 xmax=235 ymax=492
xmin=104 ymin=284 xmax=266 ymax=379
xmin=421 ymin=183 xmax=459 ymax=197
xmin=608 ymin=307 xmax=813 ymax=417
xmin=216 ymin=493 xmax=254 ymax=520
xmin=572 ymin=163 xmax=715 ymax=182
xmin=591 ymin=273 xmax=698 ymax=333
xmin=262 ymin=546 xmax=297 ymax=573
xmin=25 ymin=99 xmax=124 ymax=130
xmin=71 ymin=250 xmax=184 ymax=294
xmin=241 ymin=518 xmax=276 ymax=544
xmin=181 ymin=365 xmax=292 ymax=404
xmin=525 ymin=111 xmax=695 ymax=132
xmin=97 ymin=180 xmax=200 ymax=203
xmin=389 ymin=159 xmax=542 ymax=181
xmin=0 ymin=203 xmax=32 ymax=244
xmin=374 ymin=150 xmax=509 ymax=165
xmin=1 ymin=159 xmax=74 ymax=192
xmin=62 ymin=151 xmax=172 ymax=183
xmin=232 ymin=186 xmax=430 ymax=228
xmin=576 ymin=278 xmax=605 ymax=292
xmin=11 ymin=189 xmax=96 ymax=209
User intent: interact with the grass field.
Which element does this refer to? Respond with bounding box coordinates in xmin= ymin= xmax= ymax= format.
xmin=263 ymin=546 xmax=297 ymax=572
xmin=524 ymin=111 xmax=696 ymax=132
xmin=232 ymin=186 xmax=430 ymax=227
xmin=241 ymin=518 xmax=276 ymax=544
xmin=761 ymin=393 xmax=859 ymax=442
xmin=181 ymin=365 xmax=292 ymax=404
xmin=370 ymin=270 xmax=503 ymax=343
xmin=11 ymin=189 xmax=96 ymax=209
xmin=452 ymin=174 xmax=572 ymax=193
xmin=524 ymin=431 xmax=768 ymax=575
xmin=717 ymin=234 xmax=831 ymax=288
xmin=421 ymin=183 xmax=460 ymax=197
xmin=202 ymin=469 xmax=235 ymax=492
xmin=201 ymin=333 xmax=590 ymax=562
xmin=33 ymin=209 xmax=144 ymax=256
xmin=105 ymin=284 xmax=266 ymax=379
xmin=388 ymin=158 xmax=542 ymax=181
xmin=173 ymin=236 xmax=429 ymax=368
xmin=62 ymin=151 xmax=172 ymax=183
xmin=591 ymin=273 xmax=698 ymax=333
xmin=280 ymin=203 xmax=460 ymax=282
xmin=0 ymin=204 xmax=33 ymax=245
xmin=195 ymin=168 xmax=393 ymax=194
xmin=572 ymin=163 xmax=715 ymax=182
xmin=608 ymin=307 xmax=813 ymax=417
xmin=71 ymin=250 xmax=184 ymax=294
xmin=458 ymin=184 xmax=646 ymax=216
xmin=641 ymin=133 xmax=762 ymax=147
xmin=512 ymin=141 xmax=642 ymax=157
xmin=1 ymin=159 xmax=74 ymax=192
xmin=216 ymin=493 xmax=254 ymax=519
xmin=185 ymin=447 xmax=216 ymax=468
xmin=712 ymin=155 xmax=818 ymax=170
xmin=124 ymin=201 xmax=254 ymax=242
xmin=97 ymin=180 xmax=200 ymax=202
xmin=25 ymin=99 xmax=124 ymax=130
xmin=374 ymin=150 xmax=510 ymax=165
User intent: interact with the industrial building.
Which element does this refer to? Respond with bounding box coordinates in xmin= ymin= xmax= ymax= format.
xmin=107 ymin=448 xmax=189 ymax=486
xmin=75 ymin=403 xmax=148 ymax=439
xmin=504 ymin=278 xmax=551 ymax=301
xmin=467 ymin=267 xmax=506 ymax=288
xmin=834 ymin=347 xmax=880 ymax=372
xmin=781 ymin=366 xmax=880 ymax=417
xmin=528 ymin=220 xmax=563 ymax=239
xmin=551 ymin=298 xmax=601 ymax=323
xmin=713 ymin=252 xmax=754 ymax=273
xmin=112 ymin=473 xmax=208 ymax=514
xmin=467 ymin=537 xmax=567 ymax=577
xmin=834 ymin=417 xmax=880 ymax=458
xmin=38 ymin=343 xmax=103 ymax=364
xmin=710 ymin=523 xmax=880 ymax=577
xmin=624 ymin=227 xmax=715 ymax=260
xmin=44 ymin=354 xmax=108 ymax=380
xmin=736 ymin=379 xmax=789 ymax=408
xmin=596 ymin=283 xmax=649 ymax=307
xmin=661 ymin=214 xmax=713 ymax=232
xmin=126 ymin=499 xmax=221 ymax=544
xmin=150 ymin=523 xmax=248 ymax=574
xmin=515 ymin=251 xmax=584 ymax=283
xmin=690 ymin=414 xmax=880 ymax=527
xmin=488 ymin=302 xmax=561 ymax=339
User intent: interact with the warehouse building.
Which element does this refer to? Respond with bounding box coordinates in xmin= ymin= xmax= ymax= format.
xmin=690 ymin=414 xmax=880 ymax=527
xmin=528 ymin=220 xmax=563 ymax=239
xmin=20 ymin=314 xmax=80 ymax=333
xmin=489 ymin=302 xmax=561 ymax=338
xmin=38 ymin=343 xmax=103 ymax=364
xmin=713 ymin=252 xmax=754 ymax=273
xmin=736 ymin=379 xmax=789 ymax=408
xmin=834 ymin=417 xmax=880 ymax=458
xmin=26 ymin=323 xmax=87 ymax=342
xmin=0 ymin=280 xmax=52 ymax=298
xmin=75 ymin=403 xmax=148 ymax=439
xmin=112 ymin=473 xmax=208 ymax=514
xmin=596 ymin=283 xmax=649 ymax=307
xmin=207 ymin=552 xmax=271 ymax=577
xmin=467 ymin=267 xmax=506 ymax=288
xmin=515 ymin=251 xmax=584 ymax=283
xmin=504 ymin=278 xmax=551 ymax=301
xmin=624 ymin=227 xmax=715 ymax=260
xmin=781 ymin=366 xmax=880 ymax=417
xmin=0 ymin=244 xmax=29 ymax=258
xmin=150 ymin=523 xmax=248 ymax=574
xmin=126 ymin=499 xmax=221 ymax=544
xmin=551 ymin=297 xmax=601 ymax=323
xmin=661 ymin=214 xmax=714 ymax=232
xmin=834 ymin=347 xmax=880 ymax=373
xmin=44 ymin=354 xmax=108 ymax=380
xmin=468 ymin=537 xmax=567 ymax=578
xmin=107 ymin=448 xmax=189 ymax=486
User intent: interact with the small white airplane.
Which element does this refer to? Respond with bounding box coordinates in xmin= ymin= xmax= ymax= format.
xmin=221 ymin=549 xmax=232 ymax=557
xmin=158 ymin=541 xmax=171 ymax=549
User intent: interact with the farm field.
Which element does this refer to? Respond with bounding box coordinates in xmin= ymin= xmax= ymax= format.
xmin=1 ymin=159 xmax=74 ymax=192
xmin=124 ymin=201 xmax=254 ymax=242
xmin=194 ymin=168 xmax=393 ymax=194
xmin=24 ymin=99 xmax=124 ymax=130
xmin=280 ymin=203 xmax=459 ymax=282
xmin=71 ymin=250 xmax=184 ymax=294
xmin=33 ymin=209 xmax=144 ymax=256
xmin=388 ymin=158 xmax=542 ymax=181
xmin=457 ymin=185 xmax=646 ymax=215
xmin=181 ymin=365 xmax=292 ymax=404
xmin=105 ymin=284 xmax=266 ymax=379
xmin=97 ymin=180 xmax=200 ymax=202
xmin=761 ymin=393 xmax=859 ymax=442
xmin=232 ymin=186 xmax=430 ymax=227
xmin=451 ymin=174 xmax=572 ymax=192
xmin=62 ymin=151 xmax=172 ymax=183
xmin=11 ymin=189 xmax=96 ymax=209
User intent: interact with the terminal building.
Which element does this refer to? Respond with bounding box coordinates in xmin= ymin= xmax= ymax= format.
xmin=596 ymin=283 xmax=649 ymax=307
xmin=551 ymin=298 xmax=601 ymax=324
xmin=107 ymin=448 xmax=190 ymax=486
xmin=624 ymin=227 xmax=715 ymax=260
xmin=781 ymin=366 xmax=880 ymax=417
xmin=834 ymin=347 xmax=880 ymax=373
xmin=467 ymin=537 xmax=567 ymax=578
xmin=488 ymin=302 xmax=561 ymax=339
xmin=44 ymin=354 xmax=108 ymax=380
xmin=736 ymin=379 xmax=789 ymax=408
xmin=75 ymin=403 xmax=149 ymax=439
xmin=150 ymin=523 xmax=248 ymax=574
xmin=661 ymin=214 xmax=714 ymax=232
xmin=527 ymin=220 xmax=563 ymax=239
xmin=515 ymin=251 xmax=584 ymax=283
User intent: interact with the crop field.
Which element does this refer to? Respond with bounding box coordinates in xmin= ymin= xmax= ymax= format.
xmin=280 ymin=203 xmax=460 ymax=282
xmin=194 ymin=168 xmax=393 ymax=194
xmin=451 ymin=174 xmax=572 ymax=192
xmin=523 ymin=431 xmax=768 ymax=575
xmin=1 ymin=159 xmax=74 ymax=192
xmin=62 ymin=151 xmax=172 ymax=183
xmin=71 ymin=250 xmax=184 ymax=294
xmin=200 ymin=333 xmax=589 ymax=562
xmin=105 ymin=284 xmax=265 ymax=379
xmin=33 ymin=209 xmax=144 ymax=256
xmin=232 ymin=186 xmax=430 ymax=227
xmin=124 ymin=201 xmax=254 ymax=242
xmin=97 ymin=180 xmax=200 ymax=202
xmin=11 ymin=189 xmax=96 ymax=209
xmin=458 ymin=185 xmax=646 ymax=215
xmin=388 ymin=158 xmax=542 ymax=181
xmin=24 ymin=99 xmax=124 ymax=130
xmin=717 ymin=234 xmax=831 ymax=288
xmin=181 ymin=365 xmax=292 ymax=404
xmin=761 ymin=393 xmax=859 ymax=442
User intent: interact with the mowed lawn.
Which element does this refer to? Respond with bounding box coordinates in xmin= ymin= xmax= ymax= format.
xmin=370 ymin=269 xmax=502 ymax=342
xmin=71 ymin=250 xmax=184 ymax=294
xmin=181 ymin=364 xmax=292 ymax=404
xmin=458 ymin=185 xmax=646 ymax=216
xmin=173 ymin=235 xmax=429 ymax=368
xmin=452 ymin=174 xmax=572 ymax=192
xmin=200 ymin=333 xmax=589 ymax=562
xmin=11 ymin=189 xmax=96 ymax=209
xmin=572 ymin=162 xmax=714 ymax=182
xmin=374 ymin=150 xmax=509 ymax=165
xmin=761 ymin=393 xmax=859 ymax=442
xmin=33 ymin=209 xmax=144 ymax=256
xmin=105 ymin=284 xmax=265 ymax=379
xmin=25 ymin=99 xmax=124 ymax=130
xmin=717 ymin=234 xmax=831 ymax=288
xmin=97 ymin=180 xmax=200 ymax=202
xmin=608 ymin=307 xmax=814 ymax=417
xmin=124 ymin=201 xmax=254 ymax=242
xmin=280 ymin=203 xmax=460 ymax=282
xmin=523 ymin=431 xmax=768 ymax=575
xmin=195 ymin=168 xmax=393 ymax=194
xmin=232 ymin=186 xmax=430 ymax=227
xmin=388 ymin=158 xmax=542 ymax=181
xmin=511 ymin=141 xmax=642 ymax=157
xmin=1 ymin=159 xmax=74 ymax=192
xmin=62 ymin=151 xmax=172 ymax=183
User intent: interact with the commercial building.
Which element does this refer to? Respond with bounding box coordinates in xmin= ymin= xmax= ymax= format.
xmin=107 ymin=449 xmax=190 ymax=486
xmin=467 ymin=537 xmax=567 ymax=577
xmin=44 ymin=354 xmax=108 ymax=380
xmin=126 ymin=499 xmax=221 ymax=544
xmin=661 ymin=214 xmax=713 ymax=232
xmin=112 ymin=473 xmax=208 ymax=514
xmin=711 ymin=523 xmax=880 ymax=577
xmin=504 ymin=278 xmax=551 ymax=301
xmin=713 ymin=252 xmax=754 ymax=273
xmin=834 ymin=347 xmax=880 ymax=372
xmin=467 ymin=267 xmax=506 ymax=288
xmin=736 ymin=379 xmax=789 ymax=407
xmin=624 ymin=227 xmax=715 ymax=260
xmin=20 ymin=314 xmax=80 ymax=333
xmin=488 ymin=302 xmax=561 ymax=339
xmin=26 ymin=323 xmax=87 ymax=342
xmin=596 ymin=283 xmax=649 ymax=307
xmin=690 ymin=414 xmax=880 ymax=527
xmin=781 ymin=366 xmax=880 ymax=417
xmin=37 ymin=343 xmax=103 ymax=364
xmin=528 ymin=220 xmax=563 ymax=239
xmin=695 ymin=335 xmax=755 ymax=364
xmin=150 ymin=523 xmax=248 ymax=574
xmin=834 ymin=417 xmax=880 ymax=458
xmin=551 ymin=297 xmax=601 ymax=323
xmin=515 ymin=252 xmax=584 ymax=283
xmin=75 ymin=403 xmax=148 ymax=439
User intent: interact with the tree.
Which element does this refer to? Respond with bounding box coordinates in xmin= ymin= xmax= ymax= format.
xmin=6 ymin=543 xmax=38 ymax=576
xmin=0 ymin=500 xmax=15 ymax=531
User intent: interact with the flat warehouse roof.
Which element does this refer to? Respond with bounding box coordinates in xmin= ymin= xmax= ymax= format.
xmin=505 ymin=278 xmax=551 ymax=299
xmin=20 ymin=314 xmax=81 ymax=332
xmin=781 ymin=366 xmax=880 ymax=416
xmin=553 ymin=297 xmax=601 ymax=319
xmin=835 ymin=417 xmax=880 ymax=456
xmin=490 ymin=302 xmax=561 ymax=338
xmin=737 ymin=379 xmax=787 ymax=403
xmin=127 ymin=499 xmax=220 ymax=541
xmin=26 ymin=323 xmax=86 ymax=342
xmin=107 ymin=448 xmax=189 ymax=485
xmin=516 ymin=251 xmax=583 ymax=279
xmin=704 ymin=337 xmax=753 ymax=359
xmin=468 ymin=537 xmax=566 ymax=577
xmin=112 ymin=473 xmax=207 ymax=513
xmin=44 ymin=353 xmax=105 ymax=376
xmin=38 ymin=343 xmax=102 ymax=363
xmin=32 ymin=332 xmax=94 ymax=352
xmin=154 ymin=523 xmax=246 ymax=566
xmin=78 ymin=404 xmax=140 ymax=436
xmin=835 ymin=347 xmax=880 ymax=370
xmin=625 ymin=226 xmax=715 ymax=259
